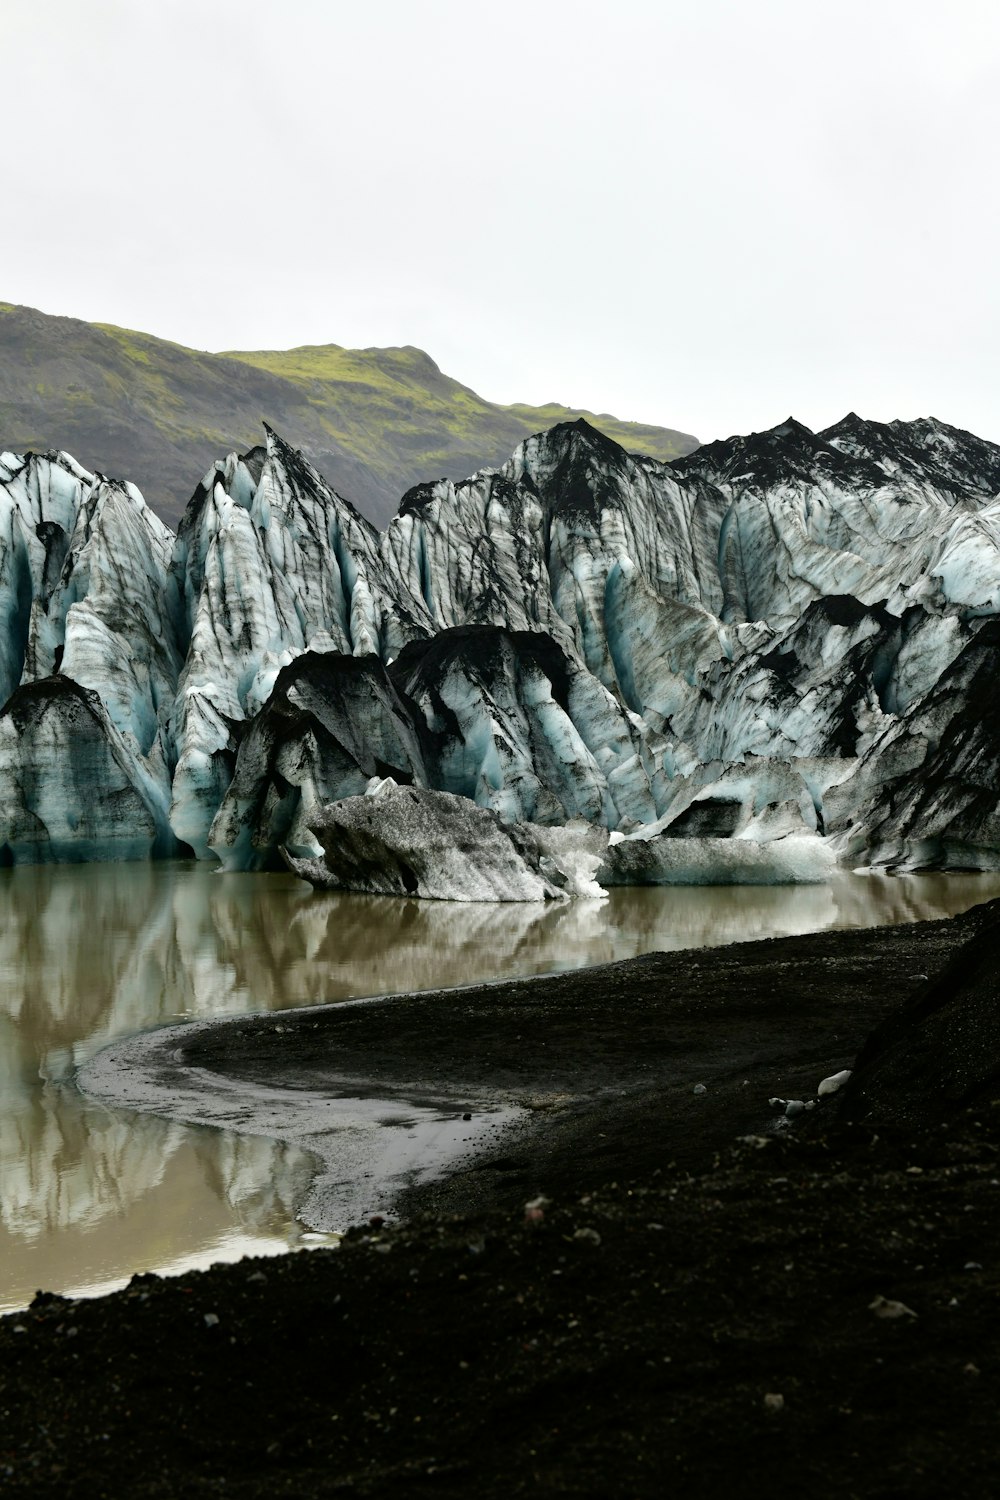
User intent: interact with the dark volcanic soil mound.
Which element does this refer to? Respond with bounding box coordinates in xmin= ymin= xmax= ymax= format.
xmin=837 ymin=900 xmax=1000 ymax=1126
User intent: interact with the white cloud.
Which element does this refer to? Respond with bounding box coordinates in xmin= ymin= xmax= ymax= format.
xmin=4 ymin=0 xmax=999 ymax=445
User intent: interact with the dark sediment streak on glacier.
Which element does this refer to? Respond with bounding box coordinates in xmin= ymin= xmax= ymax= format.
xmin=8 ymin=412 xmax=1000 ymax=873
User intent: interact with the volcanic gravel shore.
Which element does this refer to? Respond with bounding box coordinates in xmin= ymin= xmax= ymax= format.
xmin=3 ymin=902 xmax=1000 ymax=1497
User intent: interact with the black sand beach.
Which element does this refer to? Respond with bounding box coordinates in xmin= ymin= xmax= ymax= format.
xmin=3 ymin=902 xmax=1000 ymax=1497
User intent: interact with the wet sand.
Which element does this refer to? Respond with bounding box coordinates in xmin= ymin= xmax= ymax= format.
xmin=83 ymin=898 xmax=988 ymax=1222
xmin=4 ymin=900 xmax=1000 ymax=1497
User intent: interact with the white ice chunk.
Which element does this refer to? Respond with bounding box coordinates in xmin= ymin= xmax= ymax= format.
xmin=286 ymin=786 xmax=604 ymax=903
xmin=601 ymin=832 xmax=836 ymax=887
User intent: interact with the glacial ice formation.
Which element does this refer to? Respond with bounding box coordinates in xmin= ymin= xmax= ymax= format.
xmin=283 ymin=780 xmax=608 ymax=902
xmin=2 ymin=408 xmax=1000 ymax=875
xmin=0 ymin=453 xmax=178 ymax=861
xmin=826 ymin=619 xmax=1000 ymax=871
xmin=0 ymin=677 xmax=174 ymax=864
xmin=600 ymin=830 xmax=836 ymax=887
xmin=167 ymin=430 xmax=432 ymax=858
xmin=207 ymin=650 xmax=432 ymax=872
xmin=386 ymin=626 xmax=669 ymax=828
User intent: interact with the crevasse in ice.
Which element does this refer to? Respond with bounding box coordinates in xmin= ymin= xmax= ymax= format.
xmin=2 ymin=409 xmax=1000 ymax=880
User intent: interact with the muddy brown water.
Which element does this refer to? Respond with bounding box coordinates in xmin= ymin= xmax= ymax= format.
xmin=3 ymin=860 xmax=1000 ymax=1312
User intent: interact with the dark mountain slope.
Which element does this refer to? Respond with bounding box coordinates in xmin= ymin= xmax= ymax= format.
xmin=0 ymin=302 xmax=698 ymax=527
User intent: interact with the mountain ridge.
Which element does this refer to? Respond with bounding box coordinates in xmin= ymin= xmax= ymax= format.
xmin=0 ymin=301 xmax=698 ymax=529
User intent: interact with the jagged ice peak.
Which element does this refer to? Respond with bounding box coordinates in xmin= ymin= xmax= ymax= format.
xmin=1 ymin=407 xmax=1000 ymax=883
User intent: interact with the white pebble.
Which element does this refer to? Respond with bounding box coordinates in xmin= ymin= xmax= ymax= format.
xmin=869 ymin=1295 xmax=917 ymax=1320
xmin=573 ymin=1227 xmax=602 ymax=1247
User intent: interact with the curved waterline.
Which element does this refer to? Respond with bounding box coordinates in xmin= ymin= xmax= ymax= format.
xmin=4 ymin=862 xmax=1000 ymax=1311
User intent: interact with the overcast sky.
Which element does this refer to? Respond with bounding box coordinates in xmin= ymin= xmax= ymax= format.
xmin=5 ymin=0 xmax=999 ymax=445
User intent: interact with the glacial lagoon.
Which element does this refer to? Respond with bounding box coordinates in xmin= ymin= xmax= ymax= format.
xmin=4 ymin=860 xmax=1000 ymax=1313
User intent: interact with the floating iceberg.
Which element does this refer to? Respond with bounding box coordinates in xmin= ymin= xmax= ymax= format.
xmin=600 ymin=831 xmax=836 ymax=887
xmin=284 ymin=780 xmax=608 ymax=902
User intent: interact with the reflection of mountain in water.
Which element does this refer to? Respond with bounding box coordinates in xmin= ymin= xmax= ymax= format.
xmin=3 ymin=861 xmax=1000 ymax=1303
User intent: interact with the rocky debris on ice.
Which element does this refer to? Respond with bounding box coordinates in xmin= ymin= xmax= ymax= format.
xmin=5 ymin=409 xmax=1000 ymax=869
xmin=827 ymin=619 xmax=1000 ymax=871
xmin=386 ymin=624 xmax=671 ymax=829
xmin=208 ymin=650 xmax=432 ymax=871
xmin=283 ymin=780 xmax=608 ymax=902
xmin=0 ymin=677 xmax=174 ymax=864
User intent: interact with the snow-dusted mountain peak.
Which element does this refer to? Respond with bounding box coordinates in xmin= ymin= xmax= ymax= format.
xmin=670 ymin=416 xmax=888 ymax=494
xmin=509 ymin=418 xmax=645 ymax=514
xmin=821 ymin=413 xmax=1000 ymax=502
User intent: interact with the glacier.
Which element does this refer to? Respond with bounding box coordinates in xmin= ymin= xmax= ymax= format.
xmin=283 ymin=780 xmax=608 ymax=902
xmin=600 ymin=830 xmax=836 ymax=888
xmin=1 ymin=407 xmax=999 ymax=883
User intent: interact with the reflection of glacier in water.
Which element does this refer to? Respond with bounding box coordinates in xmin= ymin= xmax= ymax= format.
xmin=3 ymin=860 xmax=1000 ymax=1311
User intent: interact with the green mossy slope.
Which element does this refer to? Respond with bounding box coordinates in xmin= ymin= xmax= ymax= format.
xmin=0 ymin=302 xmax=698 ymax=529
